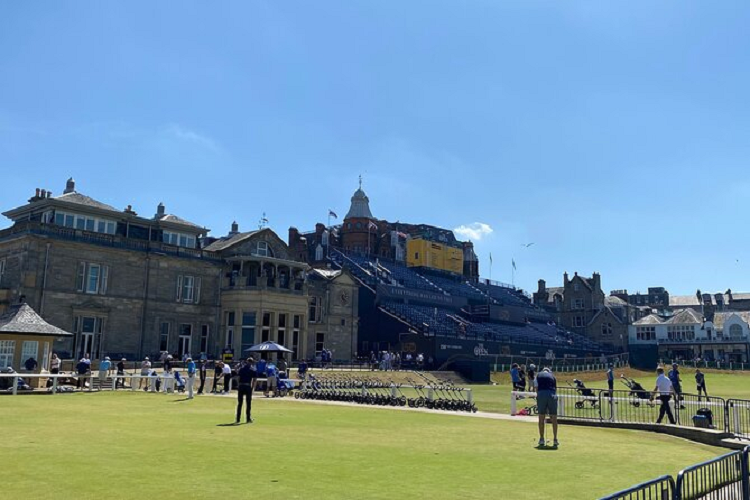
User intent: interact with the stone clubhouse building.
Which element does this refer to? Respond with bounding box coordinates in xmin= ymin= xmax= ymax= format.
xmin=0 ymin=179 xmax=358 ymax=365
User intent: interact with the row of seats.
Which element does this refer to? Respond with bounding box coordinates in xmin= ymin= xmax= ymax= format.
xmin=380 ymin=301 xmax=607 ymax=351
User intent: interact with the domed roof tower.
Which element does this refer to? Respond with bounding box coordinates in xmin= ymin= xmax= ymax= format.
xmin=344 ymin=176 xmax=374 ymax=220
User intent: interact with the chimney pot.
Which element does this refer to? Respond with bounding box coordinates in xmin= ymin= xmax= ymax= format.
xmin=64 ymin=177 xmax=76 ymax=194
xmin=40 ymin=189 xmax=47 ymax=198
xmin=35 ymin=188 xmax=41 ymax=197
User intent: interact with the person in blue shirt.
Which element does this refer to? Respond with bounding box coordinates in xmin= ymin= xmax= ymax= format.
xmin=186 ymin=357 xmax=196 ymax=399
xmin=298 ymin=359 xmax=308 ymax=380
xmin=98 ymin=357 xmax=112 ymax=389
xmin=534 ymin=367 xmax=559 ymax=447
xmin=510 ymin=363 xmax=522 ymax=391
xmin=606 ymin=364 xmax=614 ymax=397
xmin=265 ymin=361 xmax=278 ymax=397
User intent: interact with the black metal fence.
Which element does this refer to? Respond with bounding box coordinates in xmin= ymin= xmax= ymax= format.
xmin=599 ymin=448 xmax=750 ymax=500
xmin=599 ymin=475 xmax=674 ymax=500
xmin=728 ymin=399 xmax=750 ymax=441
xmin=675 ymin=449 xmax=748 ymax=499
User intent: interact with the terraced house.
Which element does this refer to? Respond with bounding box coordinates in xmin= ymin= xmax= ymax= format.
xmin=0 ymin=179 xmax=357 ymax=363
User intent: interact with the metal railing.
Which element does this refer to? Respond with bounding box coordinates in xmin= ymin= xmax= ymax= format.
xmin=599 ymin=475 xmax=675 ymax=500
xmin=727 ymin=399 xmax=750 ymax=441
xmin=600 ymin=448 xmax=750 ymax=500
xmin=675 ymin=449 xmax=749 ymax=500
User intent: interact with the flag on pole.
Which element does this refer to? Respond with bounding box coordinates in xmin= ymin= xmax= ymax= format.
xmin=368 ymin=221 xmax=378 ymax=231
xmin=512 ymin=258 xmax=516 ymax=270
xmin=328 ymin=209 xmax=338 ymax=219
xmin=489 ymin=253 xmax=493 ymax=266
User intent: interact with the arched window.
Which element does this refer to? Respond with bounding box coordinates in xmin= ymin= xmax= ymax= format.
xmin=601 ymin=323 xmax=613 ymax=336
xmin=730 ymin=323 xmax=743 ymax=338
xmin=356 ymin=222 xmax=362 ymax=230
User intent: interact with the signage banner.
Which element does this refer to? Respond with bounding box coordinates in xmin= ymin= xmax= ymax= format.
xmin=377 ymin=284 xmax=468 ymax=308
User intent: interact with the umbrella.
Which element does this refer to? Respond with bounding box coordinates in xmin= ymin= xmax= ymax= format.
xmin=244 ymin=341 xmax=293 ymax=353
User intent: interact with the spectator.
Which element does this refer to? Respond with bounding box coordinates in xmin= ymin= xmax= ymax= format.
xmin=160 ymin=351 xmax=168 ymax=364
xmin=527 ymin=364 xmax=537 ymax=391
xmin=182 ymin=352 xmax=189 ymax=363
xmin=510 ymin=363 xmax=523 ymax=391
xmin=186 ymin=357 xmax=196 ymax=399
xmin=265 ymin=361 xmax=278 ymax=397
xmin=416 ymin=353 xmax=424 ymax=370
xmin=139 ymin=357 xmax=151 ymax=390
xmin=212 ymin=362 xmax=223 ymax=393
xmin=696 ymin=369 xmax=708 ymax=401
xmin=236 ymin=357 xmax=258 ymax=424
xmin=99 ymin=356 xmax=112 ymax=388
xmin=49 ymin=353 xmax=61 ymax=374
xmin=222 ymin=361 xmax=232 ymax=393
xmin=518 ymin=365 xmax=527 ymax=391
xmin=83 ymin=353 xmax=92 ymax=366
xmin=197 ymin=360 xmax=207 ymax=395
xmin=652 ymin=367 xmax=676 ymax=424
xmin=606 ymin=364 xmax=614 ymax=397
xmin=277 ymin=356 xmax=288 ymax=379
xmin=256 ymin=358 xmax=267 ymax=377
xmin=24 ymin=356 xmax=38 ymax=372
xmin=534 ymin=367 xmax=559 ymax=447
xmin=369 ymin=351 xmax=377 ymax=371
xmin=668 ymin=363 xmax=683 ymax=408
xmin=164 ymin=355 xmax=173 ymax=372
xmin=115 ymin=358 xmax=126 ymax=389
xmin=76 ymin=358 xmax=89 ymax=390
xmin=394 ymin=352 xmax=401 ymax=371
xmin=298 ymin=359 xmax=308 ymax=380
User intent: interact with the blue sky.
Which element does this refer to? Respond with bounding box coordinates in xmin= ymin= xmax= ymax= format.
xmin=1 ymin=2 xmax=749 ymax=296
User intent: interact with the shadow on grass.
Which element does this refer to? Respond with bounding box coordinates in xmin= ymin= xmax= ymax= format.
xmin=170 ymin=398 xmax=192 ymax=402
xmin=535 ymin=446 xmax=559 ymax=451
xmin=216 ymin=422 xmax=241 ymax=427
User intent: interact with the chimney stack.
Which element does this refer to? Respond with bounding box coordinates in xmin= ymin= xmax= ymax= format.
xmin=229 ymin=221 xmax=239 ymax=235
xmin=155 ymin=203 xmax=165 ymax=219
xmin=64 ymin=177 xmax=76 ymax=194
xmin=40 ymin=189 xmax=47 ymax=198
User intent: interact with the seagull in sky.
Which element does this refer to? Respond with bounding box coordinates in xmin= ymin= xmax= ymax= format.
xmin=521 ymin=242 xmax=535 ymax=248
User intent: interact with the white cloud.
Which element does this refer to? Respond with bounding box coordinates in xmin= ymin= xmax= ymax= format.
xmin=162 ymin=123 xmax=220 ymax=152
xmin=454 ymin=222 xmax=493 ymax=241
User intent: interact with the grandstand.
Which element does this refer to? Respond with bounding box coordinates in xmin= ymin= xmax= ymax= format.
xmin=331 ymin=249 xmax=613 ymax=366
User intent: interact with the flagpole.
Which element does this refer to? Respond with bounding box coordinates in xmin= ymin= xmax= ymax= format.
xmin=327 ymin=212 xmax=331 ymax=259
xmin=512 ymin=259 xmax=515 ymax=287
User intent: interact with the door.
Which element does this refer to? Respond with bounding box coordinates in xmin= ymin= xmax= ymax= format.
xmin=78 ymin=317 xmax=102 ymax=360
xmin=178 ymin=324 xmax=192 ymax=358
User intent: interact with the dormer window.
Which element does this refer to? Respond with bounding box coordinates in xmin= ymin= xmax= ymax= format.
xmin=253 ymin=241 xmax=273 ymax=258
xmin=54 ymin=211 xmax=116 ymax=235
xmin=163 ymin=231 xmax=196 ymax=248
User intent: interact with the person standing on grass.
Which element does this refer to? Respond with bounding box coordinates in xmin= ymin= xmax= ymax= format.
xmin=510 ymin=363 xmax=523 ymax=391
xmin=652 ymin=367 xmax=676 ymax=424
xmin=695 ymin=369 xmax=708 ymax=401
xmin=140 ymin=357 xmax=151 ymax=390
xmin=526 ymin=364 xmax=536 ymax=392
xmin=297 ymin=359 xmax=308 ymax=380
xmin=197 ymin=359 xmax=207 ymax=395
xmin=47 ymin=353 xmax=61 ymax=388
xmin=186 ymin=357 xmax=196 ymax=399
xmin=606 ymin=364 xmax=614 ymax=398
xmin=115 ymin=358 xmax=126 ymax=389
xmin=99 ymin=357 xmax=111 ymax=388
xmin=668 ymin=363 xmax=684 ymax=408
xmin=236 ymin=357 xmax=258 ymax=424
xmin=212 ymin=362 xmax=223 ymax=393
xmin=222 ymin=361 xmax=232 ymax=393
xmin=534 ymin=367 xmax=559 ymax=447
xmin=76 ymin=358 xmax=89 ymax=389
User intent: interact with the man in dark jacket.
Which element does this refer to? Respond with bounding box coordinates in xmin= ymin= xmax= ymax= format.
xmin=236 ymin=358 xmax=258 ymax=424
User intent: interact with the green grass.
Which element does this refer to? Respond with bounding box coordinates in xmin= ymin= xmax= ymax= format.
xmin=1 ymin=392 xmax=725 ymax=499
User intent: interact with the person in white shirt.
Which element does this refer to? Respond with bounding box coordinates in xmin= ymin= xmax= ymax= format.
xmin=139 ymin=357 xmax=152 ymax=390
xmin=652 ymin=367 xmax=676 ymax=424
xmin=222 ymin=362 xmax=233 ymax=393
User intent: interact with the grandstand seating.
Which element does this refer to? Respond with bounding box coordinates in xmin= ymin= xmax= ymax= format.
xmin=332 ymin=249 xmax=610 ymax=352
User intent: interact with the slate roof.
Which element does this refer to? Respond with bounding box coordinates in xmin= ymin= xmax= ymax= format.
xmin=310 ymin=269 xmax=342 ymax=280
xmin=712 ymin=311 xmax=750 ymax=330
xmin=542 ymin=287 xmax=564 ymax=303
xmin=54 ymin=191 xmax=119 ymax=213
xmin=0 ymin=304 xmax=73 ymax=337
xmin=605 ymin=296 xmax=627 ymax=307
xmin=669 ymin=295 xmax=701 ymax=307
xmin=633 ymin=314 xmax=664 ymax=325
xmin=203 ymin=230 xmax=261 ymax=252
xmin=156 ymin=213 xmax=205 ymax=231
xmin=666 ymin=308 xmax=704 ymax=325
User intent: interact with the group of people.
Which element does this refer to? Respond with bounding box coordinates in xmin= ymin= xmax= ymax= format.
xmin=369 ymin=351 xmax=429 ymax=371
xmin=650 ymin=363 xmax=709 ymax=424
xmin=510 ymin=362 xmax=537 ymax=392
